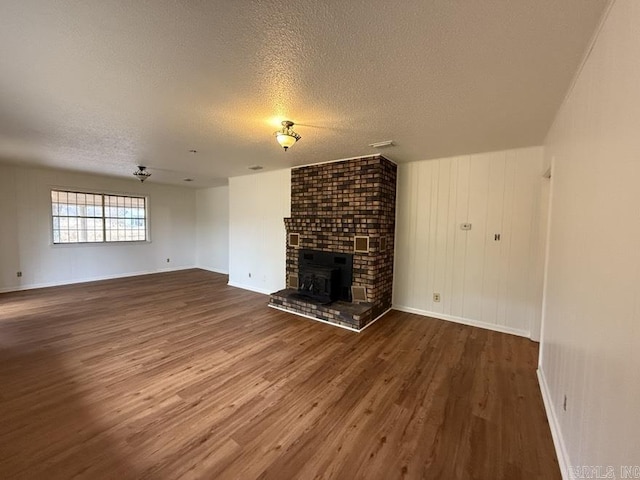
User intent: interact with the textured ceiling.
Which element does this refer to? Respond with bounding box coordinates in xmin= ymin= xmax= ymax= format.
xmin=0 ymin=0 xmax=609 ymax=187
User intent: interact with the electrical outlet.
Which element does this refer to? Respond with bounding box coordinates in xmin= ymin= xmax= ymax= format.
xmin=16 ymin=271 xmax=22 ymax=278
xmin=166 ymin=258 xmax=170 ymax=263
xmin=433 ymin=293 xmax=441 ymax=302
xmin=563 ymin=395 xmax=567 ymax=412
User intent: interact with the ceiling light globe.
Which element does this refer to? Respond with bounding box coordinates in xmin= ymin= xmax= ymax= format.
xmin=276 ymin=133 xmax=298 ymax=151
xmin=274 ymin=120 xmax=301 ymax=151
xmin=133 ymin=166 xmax=151 ymax=182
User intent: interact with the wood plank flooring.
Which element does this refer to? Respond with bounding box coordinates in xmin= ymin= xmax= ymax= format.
xmin=0 ymin=269 xmax=560 ymax=479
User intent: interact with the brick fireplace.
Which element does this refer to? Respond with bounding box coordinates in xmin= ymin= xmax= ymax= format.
xmin=269 ymin=155 xmax=397 ymax=331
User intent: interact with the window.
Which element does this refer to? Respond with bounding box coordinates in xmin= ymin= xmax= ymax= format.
xmin=51 ymin=190 xmax=147 ymax=244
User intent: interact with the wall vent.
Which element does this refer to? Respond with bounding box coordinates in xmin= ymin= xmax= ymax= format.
xmin=354 ymin=236 xmax=370 ymax=253
xmin=289 ymin=233 xmax=300 ymax=248
xmin=351 ymin=286 xmax=367 ymax=303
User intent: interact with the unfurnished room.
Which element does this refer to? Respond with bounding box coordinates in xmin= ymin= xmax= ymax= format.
xmin=0 ymin=1 xmax=638 ymax=479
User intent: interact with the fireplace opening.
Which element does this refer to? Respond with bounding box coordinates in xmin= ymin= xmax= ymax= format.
xmin=297 ymin=249 xmax=353 ymax=304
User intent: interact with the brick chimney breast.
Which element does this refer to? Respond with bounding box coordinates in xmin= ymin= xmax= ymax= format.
xmin=272 ymin=155 xmax=397 ymax=330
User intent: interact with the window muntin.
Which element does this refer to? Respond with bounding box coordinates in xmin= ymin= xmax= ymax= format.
xmin=104 ymin=194 xmax=147 ymax=242
xmin=51 ymin=190 xmax=147 ymax=244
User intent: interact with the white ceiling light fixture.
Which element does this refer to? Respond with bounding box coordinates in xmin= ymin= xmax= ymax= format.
xmin=133 ymin=165 xmax=151 ymax=182
xmin=274 ymin=120 xmax=301 ymax=151
xmin=369 ymin=140 xmax=394 ymax=148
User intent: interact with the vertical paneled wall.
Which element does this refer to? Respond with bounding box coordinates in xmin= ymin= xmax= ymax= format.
xmin=228 ymin=169 xmax=291 ymax=294
xmin=540 ymin=0 xmax=640 ymax=475
xmin=393 ymin=146 xmax=545 ymax=338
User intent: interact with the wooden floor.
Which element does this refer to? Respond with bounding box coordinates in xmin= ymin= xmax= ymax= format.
xmin=0 ymin=269 xmax=559 ymax=479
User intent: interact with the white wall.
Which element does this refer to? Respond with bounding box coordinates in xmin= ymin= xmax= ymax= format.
xmin=394 ymin=146 xmax=546 ymax=338
xmin=539 ymin=1 xmax=640 ymax=477
xmin=0 ymin=163 xmax=197 ymax=292
xmin=196 ymin=185 xmax=229 ymax=274
xmin=228 ymin=169 xmax=291 ymax=295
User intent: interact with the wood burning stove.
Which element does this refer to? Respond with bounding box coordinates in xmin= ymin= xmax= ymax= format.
xmin=298 ymin=264 xmax=339 ymax=304
xmin=297 ymin=249 xmax=353 ymax=304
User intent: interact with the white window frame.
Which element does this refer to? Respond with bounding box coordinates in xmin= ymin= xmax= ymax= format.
xmin=50 ymin=188 xmax=150 ymax=245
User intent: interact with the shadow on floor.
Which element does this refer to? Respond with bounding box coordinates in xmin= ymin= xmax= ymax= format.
xmin=0 ymin=344 xmax=148 ymax=480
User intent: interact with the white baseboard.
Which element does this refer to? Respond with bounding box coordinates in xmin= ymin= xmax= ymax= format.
xmin=0 ymin=265 xmax=198 ymax=294
xmin=226 ymin=281 xmax=273 ymax=296
xmin=197 ymin=266 xmax=229 ymax=275
xmin=537 ymin=367 xmax=571 ymax=480
xmin=359 ymin=307 xmax=392 ymax=332
xmin=268 ymin=305 xmax=392 ymax=333
xmin=392 ymin=304 xmax=530 ymax=338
